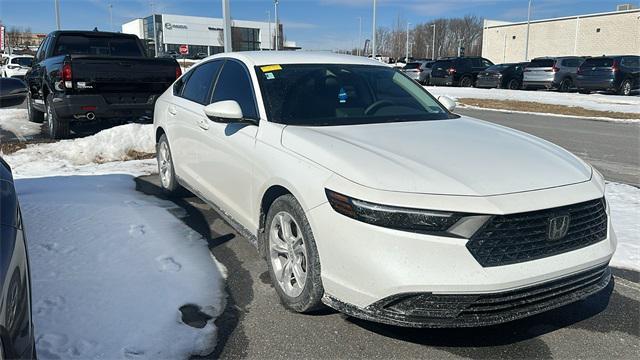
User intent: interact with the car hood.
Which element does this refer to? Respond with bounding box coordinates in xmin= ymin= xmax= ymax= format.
xmin=281 ymin=117 xmax=592 ymax=196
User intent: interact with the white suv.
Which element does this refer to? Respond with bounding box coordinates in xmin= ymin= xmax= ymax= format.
xmin=153 ymin=52 xmax=615 ymax=327
xmin=1 ymin=55 xmax=33 ymax=79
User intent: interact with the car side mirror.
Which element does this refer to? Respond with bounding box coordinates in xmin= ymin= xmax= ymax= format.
xmin=0 ymin=78 xmax=28 ymax=108
xmin=204 ymin=100 xmax=244 ymax=123
xmin=438 ymin=95 xmax=457 ymax=112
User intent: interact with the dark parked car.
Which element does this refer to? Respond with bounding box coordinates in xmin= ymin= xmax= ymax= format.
xmin=576 ymin=55 xmax=639 ymax=96
xmin=24 ymin=30 xmax=181 ymax=139
xmin=476 ymin=62 xmax=528 ymax=90
xmin=522 ymin=56 xmax=584 ymax=92
xmin=0 ymin=80 xmax=36 ymax=360
xmin=429 ymin=56 xmax=494 ymax=87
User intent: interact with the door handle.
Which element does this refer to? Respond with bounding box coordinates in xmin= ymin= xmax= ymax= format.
xmin=168 ymin=105 xmax=177 ymax=116
xmin=198 ymin=117 xmax=209 ymax=130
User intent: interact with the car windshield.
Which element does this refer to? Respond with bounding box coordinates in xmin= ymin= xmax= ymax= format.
xmin=255 ymin=64 xmax=454 ymax=126
xmin=53 ymin=35 xmax=144 ymax=57
xmin=12 ymin=57 xmax=33 ymax=67
xmin=403 ymin=62 xmax=421 ymax=69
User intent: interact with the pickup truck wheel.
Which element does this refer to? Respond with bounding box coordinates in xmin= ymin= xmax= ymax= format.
xmin=46 ymin=95 xmax=70 ymax=139
xmin=26 ymin=92 xmax=45 ymax=123
xmin=265 ymin=194 xmax=324 ymax=313
xmin=157 ymin=134 xmax=184 ymax=195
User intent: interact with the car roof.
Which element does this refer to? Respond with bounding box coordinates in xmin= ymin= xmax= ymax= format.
xmin=202 ymin=51 xmax=389 ymax=67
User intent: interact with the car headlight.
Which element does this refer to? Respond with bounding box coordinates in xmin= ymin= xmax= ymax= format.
xmin=325 ymin=189 xmax=489 ymax=238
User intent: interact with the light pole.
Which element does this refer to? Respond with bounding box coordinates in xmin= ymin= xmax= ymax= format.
xmin=405 ymin=22 xmax=411 ymax=63
xmin=357 ymin=17 xmax=362 ymax=56
xmin=109 ymin=3 xmax=113 ymax=32
xmin=274 ymin=0 xmax=279 ymax=51
xmin=267 ymin=10 xmax=271 ymax=50
xmin=431 ymin=23 xmax=436 ymax=60
xmin=54 ymin=0 xmax=61 ymax=30
xmin=525 ymin=0 xmax=532 ymax=60
xmin=371 ymin=0 xmax=377 ymax=58
xmin=222 ymin=0 xmax=232 ymax=52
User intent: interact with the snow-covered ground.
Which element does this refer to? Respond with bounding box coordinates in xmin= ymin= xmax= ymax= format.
xmin=0 ymin=108 xmax=43 ymax=140
xmin=3 ymin=123 xmax=157 ymax=177
xmin=17 ymin=174 xmax=225 ymax=359
xmin=426 ymin=86 xmax=640 ymax=116
xmin=606 ymin=182 xmax=640 ymax=271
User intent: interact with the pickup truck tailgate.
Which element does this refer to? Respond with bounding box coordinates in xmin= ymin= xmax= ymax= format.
xmin=69 ymin=55 xmax=177 ymax=94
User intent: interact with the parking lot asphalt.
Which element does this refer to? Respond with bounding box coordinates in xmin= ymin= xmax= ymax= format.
xmin=136 ymin=175 xmax=640 ymax=360
xmin=456 ymin=108 xmax=640 ymax=186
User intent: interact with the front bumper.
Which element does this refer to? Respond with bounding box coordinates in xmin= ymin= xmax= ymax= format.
xmin=476 ymin=78 xmax=501 ymax=88
xmin=52 ymin=93 xmax=157 ymax=122
xmin=430 ymin=76 xmax=454 ymax=86
xmin=324 ymin=265 xmax=612 ymax=328
xmin=309 ymin=175 xmax=615 ymax=327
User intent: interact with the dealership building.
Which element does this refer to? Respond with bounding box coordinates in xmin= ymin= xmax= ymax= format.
xmin=122 ymin=14 xmax=294 ymax=57
xmin=481 ymin=6 xmax=640 ymax=64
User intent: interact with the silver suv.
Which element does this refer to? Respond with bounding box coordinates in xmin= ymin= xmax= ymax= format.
xmin=522 ymin=57 xmax=585 ymax=92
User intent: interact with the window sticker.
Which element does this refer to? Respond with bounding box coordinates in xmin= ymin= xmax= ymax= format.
xmin=265 ymin=72 xmax=275 ymax=80
xmin=338 ymin=87 xmax=348 ymax=103
xmin=260 ymin=64 xmax=282 ymax=72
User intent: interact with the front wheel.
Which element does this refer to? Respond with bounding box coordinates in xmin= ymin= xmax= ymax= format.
xmin=46 ymin=94 xmax=70 ymax=139
xmin=619 ymin=79 xmax=633 ymax=96
xmin=27 ymin=92 xmax=45 ymax=123
xmin=265 ymin=194 xmax=324 ymax=313
xmin=507 ymin=79 xmax=521 ymax=90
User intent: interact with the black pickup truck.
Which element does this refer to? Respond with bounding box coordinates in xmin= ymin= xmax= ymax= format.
xmin=25 ymin=30 xmax=180 ymax=139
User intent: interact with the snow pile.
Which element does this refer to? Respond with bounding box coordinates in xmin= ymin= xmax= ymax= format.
xmin=0 ymin=108 xmax=42 ymax=139
xmin=607 ymin=182 xmax=640 ymax=271
xmin=16 ymin=174 xmax=225 ymax=359
xmin=3 ymin=123 xmax=157 ymax=177
xmin=425 ymin=86 xmax=640 ymax=115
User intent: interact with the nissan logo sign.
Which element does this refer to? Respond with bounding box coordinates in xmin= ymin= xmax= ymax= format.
xmin=165 ymin=23 xmax=188 ymax=30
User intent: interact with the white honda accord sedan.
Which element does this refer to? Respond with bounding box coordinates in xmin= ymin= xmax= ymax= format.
xmin=153 ymin=52 xmax=615 ymax=327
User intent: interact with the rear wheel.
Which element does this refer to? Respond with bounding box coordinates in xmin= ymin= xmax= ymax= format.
xmin=459 ymin=76 xmax=474 ymax=88
xmin=559 ymin=78 xmax=573 ymax=92
xmin=157 ymin=134 xmax=184 ymax=196
xmin=619 ymin=79 xmax=633 ymax=96
xmin=507 ymin=79 xmax=521 ymax=90
xmin=26 ymin=92 xmax=45 ymax=123
xmin=46 ymin=94 xmax=70 ymax=139
xmin=265 ymin=194 xmax=324 ymax=313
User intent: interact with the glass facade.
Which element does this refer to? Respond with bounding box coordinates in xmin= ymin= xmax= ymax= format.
xmin=232 ymin=27 xmax=261 ymax=51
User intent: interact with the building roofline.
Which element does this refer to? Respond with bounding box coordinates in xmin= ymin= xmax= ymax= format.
xmin=484 ymin=8 xmax=640 ymax=29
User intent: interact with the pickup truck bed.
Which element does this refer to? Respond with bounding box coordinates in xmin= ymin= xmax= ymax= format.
xmin=25 ymin=30 xmax=180 ymax=139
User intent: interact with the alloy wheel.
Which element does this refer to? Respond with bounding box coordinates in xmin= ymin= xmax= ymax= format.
xmin=269 ymin=211 xmax=308 ymax=298
xmin=623 ymin=81 xmax=631 ymax=96
xmin=158 ymin=141 xmax=172 ymax=189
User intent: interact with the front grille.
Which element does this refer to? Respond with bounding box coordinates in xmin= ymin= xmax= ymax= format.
xmin=374 ymin=264 xmax=610 ymax=327
xmin=467 ymin=198 xmax=607 ymax=267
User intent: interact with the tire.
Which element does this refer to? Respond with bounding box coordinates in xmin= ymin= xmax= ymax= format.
xmin=459 ymin=76 xmax=474 ymax=88
xmin=559 ymin=78 xmax=573 ymax=92
xmin=507 ymin=79 xmax=521 ymax=90
xmin=619 ymin=79 xmax=633 ymax=96
xmin=46 ymin=94 xmax=70 ymax=139
xmin=265 ymin=194 xmax=324 ymax=313
xmin=157 ymin=134 xmax=184 ymax=196
xmin=26 ymin=92 xmax=45 ymax=123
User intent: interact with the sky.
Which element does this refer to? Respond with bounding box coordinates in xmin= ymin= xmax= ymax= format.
xmin=0 ymin=0 xmax=634 ymax=50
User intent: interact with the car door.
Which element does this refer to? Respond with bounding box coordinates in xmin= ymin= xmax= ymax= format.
xmin=26 ymin=36 xmax=50 ymax=105
xmin=168 ymin=60 xmax=224 ymax=190
xmin=196 ymin=59 xmax=260 ymax=230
